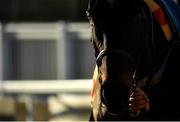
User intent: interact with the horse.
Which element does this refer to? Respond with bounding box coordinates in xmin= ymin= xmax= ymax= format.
xmin=86 ymin=0 xmax=180 ymax=121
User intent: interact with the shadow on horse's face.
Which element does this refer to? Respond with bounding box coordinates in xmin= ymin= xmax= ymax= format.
xmin=87 ymin=0 xmax=144 ymax=115
xmin=98 ymin=52 xmax=136 ymax=113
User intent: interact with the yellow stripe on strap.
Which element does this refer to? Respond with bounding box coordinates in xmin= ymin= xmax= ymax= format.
xmin=162 ymin=24 xmax=174 ymax=41
xmin=144 ymin=0 xmax=160 ymax=11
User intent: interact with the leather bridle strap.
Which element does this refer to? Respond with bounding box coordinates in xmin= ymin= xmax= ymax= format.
xmin=96 ymin=49 xmax=135 ymax=67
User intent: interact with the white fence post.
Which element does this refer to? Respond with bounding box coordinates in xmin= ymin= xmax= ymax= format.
xmin=0 ymin=23 xmax=3 ymax=97
xmin=56 ymin=22 xmax=67 ymax=79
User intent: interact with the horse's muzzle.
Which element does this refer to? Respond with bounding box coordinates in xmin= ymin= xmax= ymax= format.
xmin=101 ymin=81 xmax=130 ymax=114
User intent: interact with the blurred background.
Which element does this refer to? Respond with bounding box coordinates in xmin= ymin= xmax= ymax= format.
xmin=0 ymin=0 xmax=95 ymax=121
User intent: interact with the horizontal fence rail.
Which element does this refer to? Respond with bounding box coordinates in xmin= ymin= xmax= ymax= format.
xmin=0 ymin=79 xmax=92 ymax=95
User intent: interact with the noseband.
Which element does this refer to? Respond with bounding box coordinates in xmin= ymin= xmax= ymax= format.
xmin=96 ymin=49 xmax=140 ymax=117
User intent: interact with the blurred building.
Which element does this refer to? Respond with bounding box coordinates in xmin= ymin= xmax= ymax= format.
xmin=0 ymin=0 xmax=93 ymax=121
xmin=0 ymin=0 xmax=95 ymax=80
xmin=1 ymin=22 xmax=95 ymax=80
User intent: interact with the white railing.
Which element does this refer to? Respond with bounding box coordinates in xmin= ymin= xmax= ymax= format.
xmin=0 ymin=79 xmax=92 ymax=95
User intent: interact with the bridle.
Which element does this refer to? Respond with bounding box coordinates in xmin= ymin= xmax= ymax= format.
xmin=96 ymin=48 xmax=140 ymax=117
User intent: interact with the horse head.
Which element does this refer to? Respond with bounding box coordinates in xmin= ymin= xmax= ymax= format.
xmin=87 ymin=0 xmax=154 ymax=119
